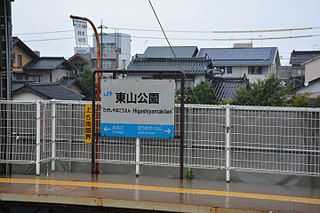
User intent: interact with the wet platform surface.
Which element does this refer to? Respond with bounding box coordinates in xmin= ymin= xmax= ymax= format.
xmin=0 ymin=172 xmax=319 ymax=212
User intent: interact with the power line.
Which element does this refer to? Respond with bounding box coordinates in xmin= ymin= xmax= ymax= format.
xmin=22 ymin=34 xmax=320 ymax=43
xmin=107 ymin=26 xmax=320 ymax=34
xmin=148 ymin=0 xmax=201 ymax=105
xmin=14 ymin=26 xmax=320 ymax=36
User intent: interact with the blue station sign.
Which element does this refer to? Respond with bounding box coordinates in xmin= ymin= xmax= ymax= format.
xmin=100 ymin=79 xmax=175 ymax=139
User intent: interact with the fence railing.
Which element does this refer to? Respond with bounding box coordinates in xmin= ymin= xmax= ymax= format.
xmin=0 ymin=100 xmax=319 ymax=181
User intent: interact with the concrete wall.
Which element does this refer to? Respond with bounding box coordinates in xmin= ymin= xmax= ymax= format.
xmin=305 ymin=57 xmax=320 ymax=83
xmin=51 ymin=69 xmax=68 ymax=82
xmin=28 ymin=69 xmax=68 ymax=82
xmin=222 ymin=66 xmax=270 ymax=82
xmin=13 ymin=91 xmax=45 ymax=101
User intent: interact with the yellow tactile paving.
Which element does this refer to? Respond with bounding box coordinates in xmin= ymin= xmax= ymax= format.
xmin=0 ymin=177 xmax=319 ymax=205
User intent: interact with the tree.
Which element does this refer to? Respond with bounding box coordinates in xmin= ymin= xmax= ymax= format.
xmin=235 ymin=75 xmax=290 ymax=106
xmin=288 ymin=93 xmax=312 ymax=107
xmin=175 ymin=81 xmax=216 ymax=104
xmin=313 ymin=96 xmax=320 ymax=107
xmin=78 ymin=65 xmax=93 ymax=91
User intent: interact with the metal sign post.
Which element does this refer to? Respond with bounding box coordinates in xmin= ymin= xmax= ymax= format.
xmin=91 ymin=70 xmax=185 ymax=179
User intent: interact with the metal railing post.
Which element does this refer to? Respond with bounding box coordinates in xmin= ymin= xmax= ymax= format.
xmin=51 ymin=101 xmax=56 ymax=171
xmin=225 ymin=105 xmax=231 ymax=182
xmin=136 ymin=138 xmax=140 ymax=176
xmin=36 ymin=101 xmax=41 ymax=175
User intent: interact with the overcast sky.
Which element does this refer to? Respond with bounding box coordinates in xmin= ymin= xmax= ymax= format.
xmin=12 ymin=0 xmax=320 ymax=65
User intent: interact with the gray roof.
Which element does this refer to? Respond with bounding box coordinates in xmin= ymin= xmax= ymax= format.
xmin=23 ymin=57 xmax=75 ymax=71
xmin=127 ymin=57 xmax=213 ymax=75
xmin=141 ymin=46 xmax=198 ymax=58
xmin=211 ymin=77 xmax=248 ymax=102
xmin=13 ymin=82 xmax=84 ymax=100
xmin=59 ymin=76 xmax=80 ymax=88
xmin=289 ymin=51 xmax=320 ymax=65
xmin=197 ymin=47 xmax=278 ymax=66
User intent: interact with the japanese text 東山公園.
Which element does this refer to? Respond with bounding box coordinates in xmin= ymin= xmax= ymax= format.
xmin=115 ymin=92 xmax=159 ymax=104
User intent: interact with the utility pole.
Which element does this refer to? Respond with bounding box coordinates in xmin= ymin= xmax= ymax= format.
xmin=99 ymin=20 xmax=103 ymax=71
xmin=0 ymin=0 xmax=14 ymax=176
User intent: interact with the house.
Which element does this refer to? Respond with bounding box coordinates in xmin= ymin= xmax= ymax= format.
xmin=140 ymin=46 xmax=198 ymax=58
xmin=67 ymin=53 xmax=90 ymax=72
xmin=13 ymin=82 xmax=84 ymax=101
xmin=23 ymin=57 xmax=76 ymax=82
xmin=59 ymin=76 xmax=89 ymax=98
xmin=127 ymin=56 xmax=220 ymax=89
xmin=295 ymin=77 xmax=320 ymax=99
xmin=12 ymin=37 xmax=40 ymax=80
xmin=289 ymin=50 xmax=320 ymax=78
xmin=197 ymin=47 xmax=280 ymax=82
xmin=209 ymin=76 xmax=249 ymax=102
xmin=127 ymin=46 xmax=222 ymax=88
xmin=290 ymin=50 xmax=320 ymax=67
xmin=302 ymin=55 xmax=320 ymax=84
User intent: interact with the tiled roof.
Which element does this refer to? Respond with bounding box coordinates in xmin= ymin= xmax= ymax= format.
xmin=290 ymin=51 xmax=320 ymax=65
xmin=23 ymin=57 xmax=75 ymax=71
xmin=141 ymin=46 xmax=198 ymax=58
xmin=59 ymin=76 xmax=80 ymax=88
xmin=127 ymin=57 xmax=213 ymax=75
xmin=211 ymin=76 xmax=248 ymax=102
xmin=197 ymin=47 xmax=278 ymax=66
xmin=58 ymin=76 xmax=89 ymax=96
xmin=13 ymin=82 xmax=84 ymax=100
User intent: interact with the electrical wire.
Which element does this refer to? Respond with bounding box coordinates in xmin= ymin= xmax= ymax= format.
xmin=14 ymin=26 xmax=320 ymax=36
xmin=148 ymin=0 xmax=201 ymax=104
xmin=22 ymin=34 xmax=320 ymax=43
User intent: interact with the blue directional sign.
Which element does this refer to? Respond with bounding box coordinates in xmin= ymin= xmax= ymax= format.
xmin=100 ymin=123 xmax=174 ymax=139
xmin=100 ymin=79 xmax=175 ymax=139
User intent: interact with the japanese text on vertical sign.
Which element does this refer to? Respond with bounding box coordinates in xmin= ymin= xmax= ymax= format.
xmin=73 ymin=19 xmax=88 ymax=46
xmin=84 ymin=104 xmax=92 ymax=143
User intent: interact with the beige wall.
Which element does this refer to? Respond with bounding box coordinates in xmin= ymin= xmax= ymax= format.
xmin=304 ymin=58 xmax=320 ymax=83
xmin=27 ymin=69 xmax=69 ymax=82
xmin=13 ymin=92 xmax=45 ymax=101
xmin=52 ymin=69 xmax=68 ymax=82
xmin=222 ymin=66 xmax=271 ymax=83
xmin=13 ymin=45 xmax=33 ymax=73
xmin=69 ymin=85 xmax=82 ymax=94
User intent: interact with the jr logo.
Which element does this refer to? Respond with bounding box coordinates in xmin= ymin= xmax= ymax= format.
xmin=104 ymin=91 xmax=113 ymax=97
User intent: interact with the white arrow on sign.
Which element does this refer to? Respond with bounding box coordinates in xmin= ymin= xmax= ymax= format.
xmin=164 ymin=128 xmax=171 ymax=134
xmin=104 ymin=127 xmax=111 ymax=132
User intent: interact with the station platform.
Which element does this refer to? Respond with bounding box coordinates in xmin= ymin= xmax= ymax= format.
xmin=0 ymin=172 xmax=319 ymax=213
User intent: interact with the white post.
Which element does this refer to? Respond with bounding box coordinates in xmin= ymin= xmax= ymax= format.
xmin=36 ymin=101 xmax=41 ymax=176
xmin=51 ymin=101 xmax=56 ymax=171
xmin=225 ymin=105 xmax=231 ymax=182
xmin=136 ymin=138 xmax=140 ymax=176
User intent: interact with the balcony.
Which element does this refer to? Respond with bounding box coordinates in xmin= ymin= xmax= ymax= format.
xmin=91 ymin=52 xmax=117 ymax=59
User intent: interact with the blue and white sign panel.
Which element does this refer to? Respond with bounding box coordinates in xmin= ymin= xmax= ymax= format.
xmin=100 ymin=79 xmax=175 ymax=139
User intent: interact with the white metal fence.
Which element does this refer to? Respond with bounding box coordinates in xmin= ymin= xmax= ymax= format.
xmin=0 ymin=100 xmax=319 ymax=180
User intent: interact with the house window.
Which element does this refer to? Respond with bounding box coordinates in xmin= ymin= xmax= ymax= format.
xmin=18 ymin=55 xmax=23 ymax=67
xmin=122 ymin=59 xmax=126 ymax=68
xmin=248 ymin=66 xmax=263 ymax=75
xmin=28 ymin=75 xmax=41 ymax=82
xmin=186 ymin=79 xmax=194 ymax=88
xmin=227 ymin=67 xmax=232 ymax=74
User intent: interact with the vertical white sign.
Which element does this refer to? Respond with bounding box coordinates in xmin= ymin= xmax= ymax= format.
xmin=73 ymin=19 xmax=88 ymax=46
